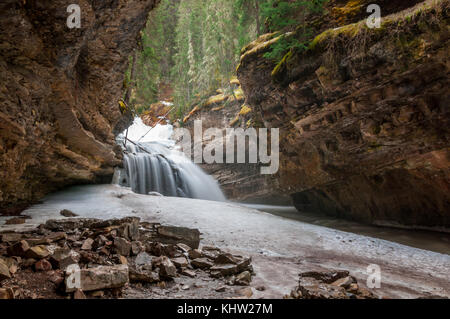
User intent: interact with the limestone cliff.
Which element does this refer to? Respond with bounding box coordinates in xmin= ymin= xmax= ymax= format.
xmin=0 ymin=0 xmax=159 ymax=212
xmin=237 ymin=0 xmax=450 ymax=229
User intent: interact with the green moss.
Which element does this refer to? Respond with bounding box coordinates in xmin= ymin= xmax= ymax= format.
xmin=271 ymin=49 xmax=293 ymax=78
xmin=309 ymin=22 xmax=365 ymax=51
xmin=332 ymin=0 xmax=366 ymax=25
xmin=239 ymin=104 xmax=252 ymax=116
xmin=229 ymin=115 xmax=240 ymax=127
xmin=368 ymin=142 xmax=383 ymax=152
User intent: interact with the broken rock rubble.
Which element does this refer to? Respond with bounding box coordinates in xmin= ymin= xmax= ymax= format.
xmin=0 ymin=216 xmax=254 ymax=299
xmin=287 ymin=270 xmax=379 ymax=299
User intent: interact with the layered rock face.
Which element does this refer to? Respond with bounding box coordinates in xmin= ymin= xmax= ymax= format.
xmin=182 ymin=86 xmax=289 ymax=204
xmin=0 ymin=0 xmax=159 ymax=211
xmin=237 ymin=0 xmax=450 ymax=228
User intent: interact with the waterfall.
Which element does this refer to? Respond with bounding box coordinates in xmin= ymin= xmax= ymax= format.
xmin=116 ymin=117 xmax=226 ymax=202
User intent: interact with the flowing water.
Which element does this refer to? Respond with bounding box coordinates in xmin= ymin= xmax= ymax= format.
xmin=116 ymin=117 xmax=225 ymax=201
xmin=116 ymin=116 xmax=449 ymax=255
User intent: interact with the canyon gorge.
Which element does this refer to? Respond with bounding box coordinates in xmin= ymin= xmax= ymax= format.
xmin=1 ymin=0 xmax=449 ymax=228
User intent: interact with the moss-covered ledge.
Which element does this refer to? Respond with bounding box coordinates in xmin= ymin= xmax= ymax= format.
xmin=270 ymin=0 xmax=449 ymax=84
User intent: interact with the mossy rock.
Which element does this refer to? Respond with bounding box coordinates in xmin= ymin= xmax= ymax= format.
xmin=271 ymin=49 xmax=294 ymax=82
xmin=239 ymin=104 xmax=252 ymax=116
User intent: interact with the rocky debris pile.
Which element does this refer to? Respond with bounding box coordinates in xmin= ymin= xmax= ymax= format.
xmin=0 ymin=216 xmax=254 ymax=299
xmin=287 ymin=270 xmax=378 ymax=299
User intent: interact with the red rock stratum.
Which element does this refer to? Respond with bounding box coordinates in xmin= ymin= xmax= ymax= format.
xmin=0 ymin=0 xmax=159 ymax=211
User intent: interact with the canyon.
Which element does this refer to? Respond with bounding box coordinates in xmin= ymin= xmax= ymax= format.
xmin=0 ymin=1 xmax=449 ymax=230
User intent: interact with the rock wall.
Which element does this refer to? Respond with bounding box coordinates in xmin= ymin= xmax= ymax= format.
xmin=0 ymin=0 xmax=160 ymax=212
xmin=181 ymin=85 xmax=289 ymax=204
xmin=237 ymin=0 xmax=450 ymax=229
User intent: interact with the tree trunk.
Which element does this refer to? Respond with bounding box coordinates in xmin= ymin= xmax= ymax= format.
xmin=255 ymin=0 xmax=261 ymax=36
xmin=124 ymin=50 xmax=137 ymax=105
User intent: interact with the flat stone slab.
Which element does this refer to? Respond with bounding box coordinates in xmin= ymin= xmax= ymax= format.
xmin=65 ymin=264 xmax=129 ymax=292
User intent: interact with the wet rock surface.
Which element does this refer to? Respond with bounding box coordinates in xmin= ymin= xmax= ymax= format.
xmin=0 ymin=216 xmax=255 ymax=299
xmin=0 ymin=0 xmax=160 ymax=212
xmin=236 ymin=0 xmax=450 ymax=228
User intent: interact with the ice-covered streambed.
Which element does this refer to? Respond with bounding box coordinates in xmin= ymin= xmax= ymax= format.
xmin=1 ymin=184 xmax=449 ymax=298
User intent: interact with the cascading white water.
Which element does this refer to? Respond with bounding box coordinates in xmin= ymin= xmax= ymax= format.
xmin=116 ymin=117 xmax=226 ymax=202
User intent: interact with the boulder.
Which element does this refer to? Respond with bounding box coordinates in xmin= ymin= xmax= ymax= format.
xmin=147 ymin=242 xmax=177 ymax=258
xmin=25 ymin=245 xmax=50 ymax=259
xmin=34 ymin=259 xmax=52 ymax=272
xmin=7 ymin=240 xmax=29 ymax=257
xmin=292 ymin=277 xmax=348 ymax=299
xmin=0 ymin=259 xmax=11 ymax=281
xmin=289 ymin=270 xmax=378 ymax=299
xmin=26 ymin=232 xmax=67 ymax=245
xmin=0 ymin=233 xmax=23 ymax=243
xmin=188 ymin=249 xmax=203 ymax=259
xmin=234 ymin=271 xmax=251 ymax=286
xmin=114 ymin=237 xmax=131 ymax=256
xmin=155 ymin=226 xmax=200 ymax=249
xmin=153 ymin=256 xmax=177 ymax=279
xmin=348 ymin=283 xmax=359 ymax=293
xmin=210 ymin=264 xmax=239 ymax=276
xmin=135 ymin=252 xmax=153 ymax=268
xmin=92 ymin=217 xmax=139 ymax=241
xmin=238 ymin=287 xmax=253 ymax=298
xmin=73 ymin=288 xmax=86 ymax=299
xmin=176 ymin=243 xmax=191 ymax=253
xmin=131 ymin=241 xmax=144 ymax=255
xmin=50 ymin=248 xmax=80 ymax=270
xmin=299 ymin=270 xmax=350 ymax=284
xmin=45 ymin=219 xmax=100 ymax=232
xmin=331 ymin=276 xmax=355 ymax=288
xmin=5 ymin=217 xmax=26 ymax=225
xmin=89 ymin=290 xmax=105 ymax=298
xmin=125 ymin=220 xmax=140 ymax=241
xmin=0 ymin=257 xmax=19 ymax=275
xmin=22 ymin=258 xmax=36 ymax=268
xmin=81 ymin=238 xmax=94 ymax=251
xmin=118 ymin=255 xmax=128 ymax=265
xmin=129 ymin=267 xmax=160 ymax=283
xmin=191 ymin=258 xmax=213 ymax=269
xmin=210 ymin=255 xmax=251 ymax=276
xmin=215 ymin=253 xmax=238 ymax=265
xmin=171 ymin=257 xmax=188 ymax=268
xmin=236 ymin=257 xmax=252 ymax=273
xmin=0 ymin=288 xmax=14 ymax=299
xmin=65 ymin=264 xmax=129 ymax=293
xmin=60 ymin=209 xmax=78 ymax=217
xmin=180 ymin=268 xmax=196 ymax=278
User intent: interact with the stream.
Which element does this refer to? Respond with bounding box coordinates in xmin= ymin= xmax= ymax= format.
xmin=242 ymin=204 xmax=450 ymax=255
xmin=1 ymin=184 xmax=449 ymax=298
